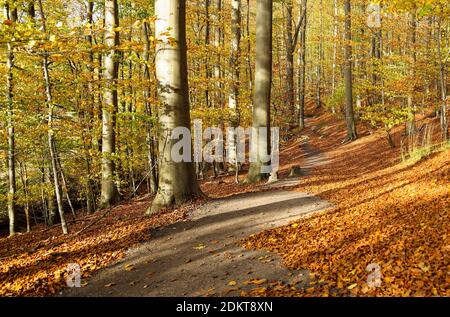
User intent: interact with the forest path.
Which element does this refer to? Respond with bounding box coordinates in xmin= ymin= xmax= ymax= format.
xmin=60 ymin=121 xmax=332 ymax=297
xmin=299 ymin=118 xmax=331 ymax=175
xmin=60 ymin=191 xmax=332 ymax=297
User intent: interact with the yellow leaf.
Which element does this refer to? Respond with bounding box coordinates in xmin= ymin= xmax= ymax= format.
xmin=124 ymin=264 xmax=135 ymax=271
xmin=348 ymin=283 xmax=358 ymax=290
xmin=193 ymin=244 xmax=206 ymax=250
xmin=228 ymin=280 xmax=237 ymax=286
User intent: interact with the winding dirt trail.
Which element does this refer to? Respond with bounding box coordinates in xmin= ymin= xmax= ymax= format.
xmin=60 ymin=129 xmax=332 ymax=297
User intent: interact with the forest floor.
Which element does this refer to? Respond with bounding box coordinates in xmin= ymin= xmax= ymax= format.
xmin=0 ymin=105 xmax=449 ymax=297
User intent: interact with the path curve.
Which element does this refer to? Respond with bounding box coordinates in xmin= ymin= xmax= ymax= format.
xmin=60 ymin=189 xmax=332 ymax=297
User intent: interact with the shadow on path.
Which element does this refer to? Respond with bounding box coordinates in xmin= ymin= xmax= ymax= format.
xmin=60 ymin=190 xmax=332 ymax=297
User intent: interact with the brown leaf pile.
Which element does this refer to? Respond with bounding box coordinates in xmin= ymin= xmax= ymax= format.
xmin=0 ymin=197 xmax=199 ymax=296
xmin=242 ymin=114 xmax=449 ymax=297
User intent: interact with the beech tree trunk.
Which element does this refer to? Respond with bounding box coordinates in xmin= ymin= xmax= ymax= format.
xmin=246 ymin=0 xmax=272 ymax=183
xmin=331 ymin=0 xmax=338 ymax=103
xmin=284 ymin=0 xmax=295 ymax=119
xmin=100 ymin=0 xmax=121 ymax=208
xmin=297 ymin=0 xmax=307 ymax=129
xmin=213 ymin=0 xmax=223 ymax=108
xmin=4 ymin=1 xmax=17 ymax=236
xmin=344 ymin=0 xmax=357 ymax=141
xmin=38 ymin=0 xmax=68 ymax=234
xmin=228 ymin=0 xmax=241 ymax=166
xmin=437 ymin=16 xmax=448 ymax=141
xmin=148 ymin=0 xmax=202 ymax=214
xmin=316 ymin=0 xmax=324 ymax=109
xmin=406 ymin=10 xmax=417 ymax=137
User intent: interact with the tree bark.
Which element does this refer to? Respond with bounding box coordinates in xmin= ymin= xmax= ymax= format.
xmin=406 ymin=10 xmax=417 ymax=137
xmin=100 ymin=0 xmax=121 ymax=208
xmin=316 ymin=0 xmax=323 ymax=108
xmin=343 ymin=0 xmax=357 ymax=141
xmin=85 ymin=0 xmax=95 ymax=213
xmin=246 ymin=0 xmax=253 ymax=93
xmin=205 ymin=0 xmax=211 ymax=108
xmin=4 ymin=1 xmax=17 ymax=236
xmin=213 ymin=0 xmax=223 ymax=108
xmin=331 ymin=0 xmax=338 ymax=105
xmin=148 ymin=0 xmax=202 ymax=214
xmin=436 ymin=16 xmax=448 ymax=141
xmin=38 ymin=0 xmax=68 ymax=234
xmin=142 ymin=21 xmax=158 ymax=193
xmin=246 ymin=0 xmax=272 ymax=183
xmin=228 ymin=0 xmax=241 ymax=166
xmin=297 ymin=0 xmax=307 ymax=129
xmin=284 ymin=0 xmax=295 ymax=119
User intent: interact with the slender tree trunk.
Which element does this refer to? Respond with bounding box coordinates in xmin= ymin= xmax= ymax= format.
xmin=406 ymin=10 xmax=417 ymax=137
xmin=228 ymin=0 xmax=241 ymax=167
xmin=284 ymin=0 xmax=295 ymax=119
xmin=297 ymin=0 xmax=307 ymax=129
xmin=213 ymin=0 xmax=223 ymax=109
xmin=316 ymin=0 xmax=323 ymax=108
xmin=246 ymin=0 xmax=253 ymax=93
xmin=44 ymin=165 xmax=55 ymax=226
xmin=55 ymin=151 xmax=76 ymax=219
xmin=205 ymin=0 xmax=211 ymax=108
xmin=371 ymin=11 xmax=382 ymax=106
xmin=38 ymin=0 xmax=68 ymax=234
xmin=4 ymin=2 xmax=17 ymax=236
xmin=19 ymin=162 xmax=31 ymax=232
xmin=331 ymin=0 xmax=338 ymax=105
xmin=100 ymin=0 xmax=121 ymax=208
xmin=148 ymin=0 xmax=202 ymax=214
xmin=246 ymin=0 xmax=272 ymax=183
xmin=142 ymin=21 xmax=158 ymax=194
xmin=28 ymin=0 xmax=35 ymax=19
xmin=84 ymin=0 xmax=96 ymax=213
xmin=343 ymin=0 xmax=357 ymax=141
xmin=437 ymin=16 xmax=448 ymax=141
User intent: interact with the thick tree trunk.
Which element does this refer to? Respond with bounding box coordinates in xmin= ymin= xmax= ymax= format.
xmin=246 ymin=0 xmax=272 ymax=183
xmin=297 ymin=0 xmax=307 ymax=129
xmin=4 ymin=2 xmax=17 ymax=236
xmin=100 ymin=0 xmax=121 ymax=208
xmin=343 ymin=0 xmax=357 ymax=141
xmin=148 ymin=0 xmax=202 ymax=214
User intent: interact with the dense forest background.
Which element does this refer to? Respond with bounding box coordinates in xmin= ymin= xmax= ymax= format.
xmin=0 ymin=0 xmax=448 ymax=236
